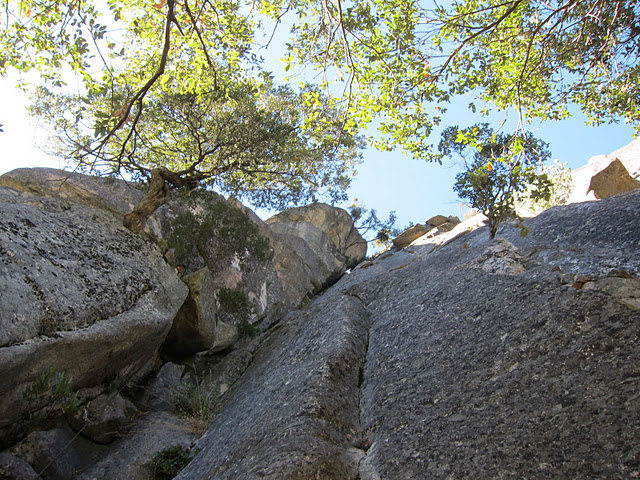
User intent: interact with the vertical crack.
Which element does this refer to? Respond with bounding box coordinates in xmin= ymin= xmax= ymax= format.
xmin=343 ymin=291 xmax=375 ymax=480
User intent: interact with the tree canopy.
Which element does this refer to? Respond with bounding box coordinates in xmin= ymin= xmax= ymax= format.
xmin=1 ymin=0 xmax=638 ymax=225
xmin=274 ymin=0 xmax=639 ymax=160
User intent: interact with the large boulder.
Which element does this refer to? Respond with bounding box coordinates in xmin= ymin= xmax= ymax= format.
xmin=392 ymin=223 xmax=432 ymax=248
xmin=266 ymin=203 xmax=367 ymax=267
xmin=0 ymin=186 xmax=187 ymax=444
xmin=69 ymin=392 xmax=139 ymax=444
xmin=587 ymin=158 xmax=640 ymax=199
xmin=568 ymin=138 xmax=640 ymax=203
xmin=269 ymin=221 xmax=346 ymax=289
xmin=176 ymin=189 xmax=640 ymax=479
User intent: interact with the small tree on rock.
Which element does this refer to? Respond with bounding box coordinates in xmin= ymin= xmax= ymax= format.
xmin=32 ymin=80 xmax=363 ymax=231
xmin=444 ymin=124 xmax=552 ymax=239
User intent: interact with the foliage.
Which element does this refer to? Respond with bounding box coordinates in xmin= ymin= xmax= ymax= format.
xmin=217 ymin=287 xmax=252 ymax=320
xmin=237 ymin=320 xmax=261 ymax=338
xmin=172 ymin=373 xmax=221 ymax=435
xmin=349 ymin=200 xmax=401 ymax=248
xmin=273 ymin=0 xmax=640 ymax=161
xmin=31 ymin=79 xmax=363 ymax=212
xmin=168 ymin=196 xmax=270 ymax=270
xmin=20 ymin=366 xmax=80 ymax=429
xmin=149 ymin=445 xmax=194 ymax=480
xmin=515 ymin=160 xmax=573 ymax=216
xmin=446 ymin=124 xmax=552 ymax=238
xmin=4 ymin=0 xmax=638 ymax=167
xmin=2 ymin=0 xmax=638 ymax=228
xmin=216 ymin=287 xmax=260 ymax=337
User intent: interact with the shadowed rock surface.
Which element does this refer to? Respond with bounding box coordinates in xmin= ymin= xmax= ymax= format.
xmin=177 ymin=295 xmax=369 ymax=479
xmin=77 ymin=412 xmax=195 ymax=480
xmin=0 ymin=186 xmax=188 ymax=445
xmin=2 ymin=167 xmax=639 ymax=479
xmin=178 ymin=190 xmax=640 ymax=479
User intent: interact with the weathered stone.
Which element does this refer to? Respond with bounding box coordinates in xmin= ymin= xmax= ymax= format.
xmin=209 ymin=321 xmax=239 ymax=353
xmin=0 ymin=167 xmax=181 ymax=241
xmin=163 ymin=268 xmax=219 ymax=356
xmin=426 ymin=214 xmax=450 ymax=227
xmin=11 ymin=428 xmax=82 ymax=480
xmin=568 ymin=138 xmax=640 ymax=204
xmin=194 ymin=198 xmax=289 ymax=325
xmin=0 ymin=452 xmax=41 ymax=480
xmin=267 ymin=203 xmax=367 ymax=267
xmin=269 ymin=221 xmax=346 ymax=290
xmin=176 ymin=295 xmax=369 ymax=480
xmin=583 ymin=276 xmax=640 ymax=310
xmin=77 ymin=412 xmax=195 ymax=480
xmin=268 ymin=231 xmax=317 ymax=310
xmin=587 ymin=158 xmax=640 ymax=199
xmin=0 ymin=187 xmax=188 ymax=443
xmin=392 ymin=224 xmax=431 ymax=248
xmin=70 ymin=393 xmax=139 ymax=444
xmin=473 ymin=238 xmax=527 ymax=275
xmin=140 ymin=362 xmax=187 ymax=412
xmin=447 ymin=215 xmax=462 ymax=224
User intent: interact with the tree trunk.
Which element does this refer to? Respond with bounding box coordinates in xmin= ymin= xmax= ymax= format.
xmin=123 ymin=168 xmax=171 ymax=233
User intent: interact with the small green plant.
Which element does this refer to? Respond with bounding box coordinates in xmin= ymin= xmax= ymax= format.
xmin=237 ymin=320 xmax=261 ymax=338
xmin=20 ymin=366 xmax=80 ymax=429
xmin=217 ymin=287 xmax=253 ymax=318
xmin=168 ymin=197 xmax=271 ymax=271
xmin=172 ymin=375 xmax=220 ymax=435
xmin=149 ymin=445 xmax=194 ymax=480
xmin=444 ymin=124 xmax=552 ymax=239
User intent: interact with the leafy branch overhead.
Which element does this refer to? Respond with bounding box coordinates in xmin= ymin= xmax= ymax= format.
xmin=1 ymin=0 xmax=638 ymax=230
xmin=269 ymin=0 xmax=639 ymax=160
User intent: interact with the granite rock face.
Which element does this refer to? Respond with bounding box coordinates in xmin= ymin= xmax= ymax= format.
xmin=177 ymin=190 xmax=640 ymax=479
xmin=177 ymin=295 xmax=369 ymax=480
xmin=267 ymin=202 xmax=367 ymax=268
xmin=568 ymin=138 xmax=640 ymax=204
xmin=0 ymin=168 xmax=366 ymax=358
xmin=0 ymin=186 xmax=188 ymax=444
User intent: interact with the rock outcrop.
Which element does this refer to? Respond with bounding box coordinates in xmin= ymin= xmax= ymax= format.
xmin=0 ymin=186 xmax=188 ymax=444
xmin=176 ymin=189 xmax=640 ymax=479
xmin=587 ymin=158 xmax=640 ymax=199
xmin=568 ymin=138 xmax=640 ymax=203
xmin=266 ymin=202 xmax=367 ymax=268
xmin=1 ymin=168 xmax=366 ymax=358
xmin=392 ymin=223 xmax=431 ymax=248
xmin=392 ymin=214 xmax=464 ymax=250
